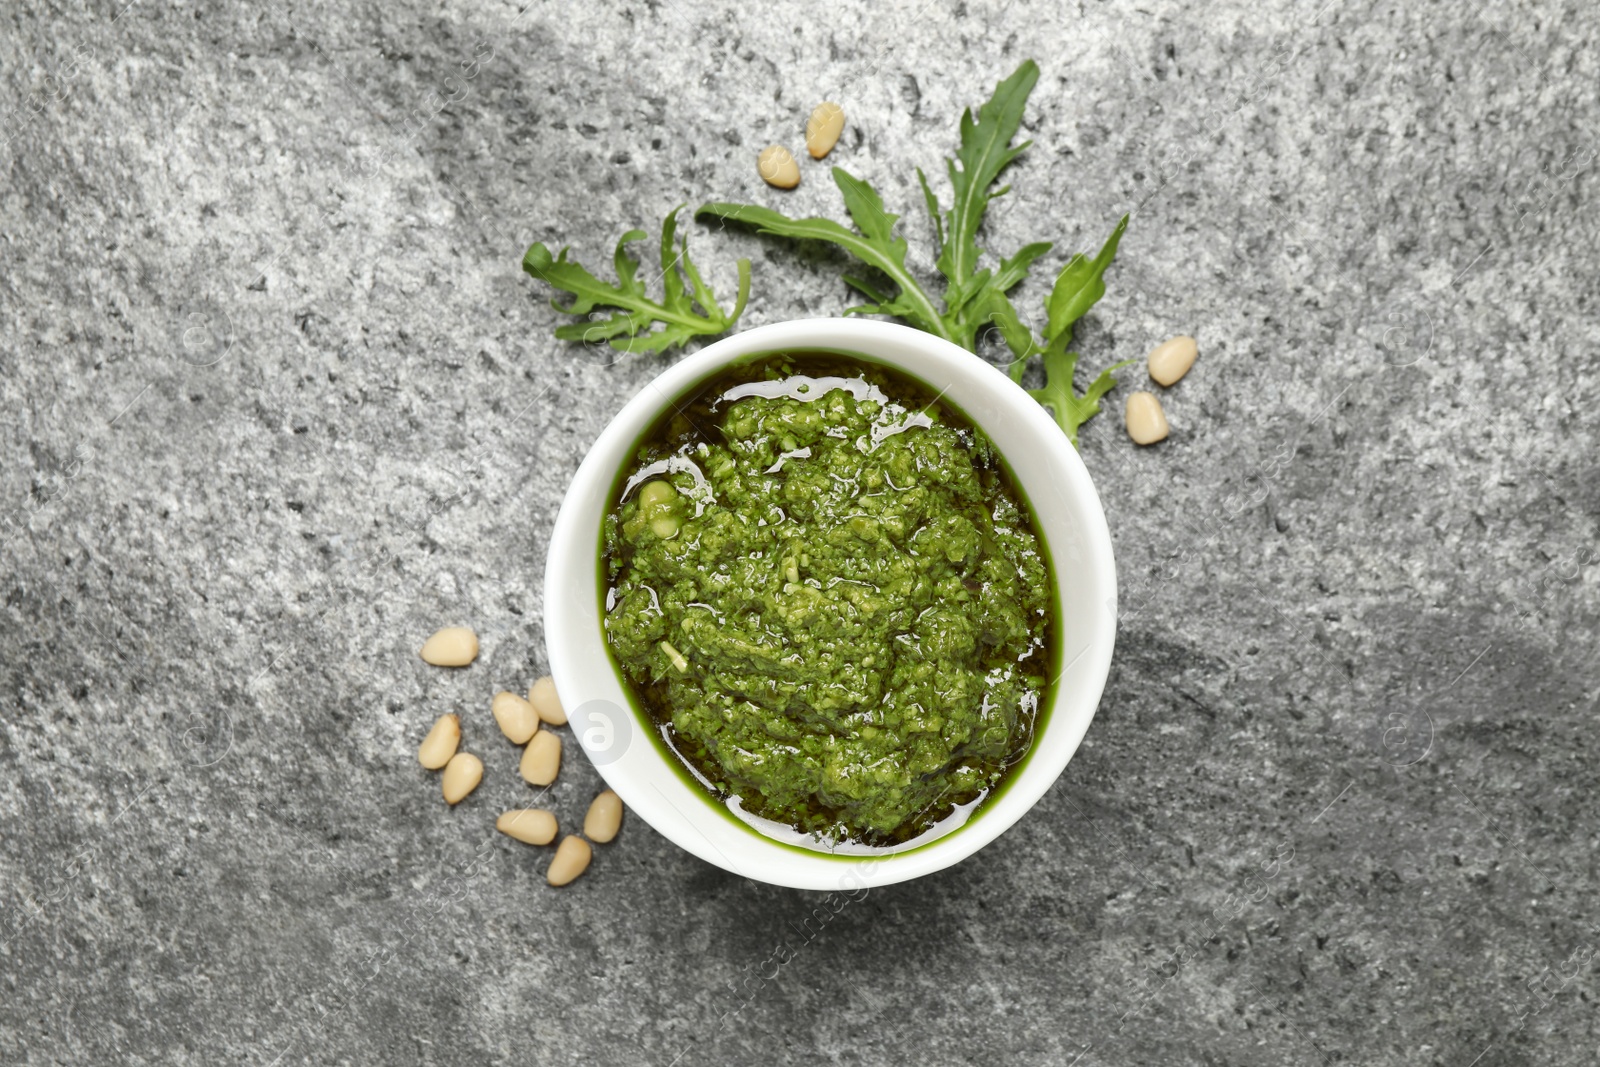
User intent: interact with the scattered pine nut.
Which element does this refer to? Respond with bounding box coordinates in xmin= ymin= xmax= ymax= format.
xmin=491 ymin=691 xmax=539 ymax=744
xmin=419 ymin=626 xmax=479 ymax=667
xmin=546 ymin=836 xmax=593 ymax=886
xmin=1125 ymin=391 xmax=1170 ymax=445
xmin=441 ymin=752 xmax=484 ymax=805
xmin=417 ymin=713 xmax=461 ymax=769
xmin=520 ymin=730 xmax=562 ymax=786
xmin=1148 ymin=335 xmax=1198 ymax=386
xmin=528 ymin=676 xmax=567 ymax=725
xmin=805 ymin=102 xmax=845 ymax=159
xmin=584 ymin=790 xmax=624 ymax=843
xmin=496 ymin=809 xmax=558 ymax=846
xmin=758 ymin=145 xmax=801 ymax=189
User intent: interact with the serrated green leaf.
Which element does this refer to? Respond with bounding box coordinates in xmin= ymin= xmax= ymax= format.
xmin=522 ymin=205 xmax=749 ymax=355
xmin=612 ymin=229 xmax=646 ymax=292
xmin=554 ymin=310 xmax=654 ymax=343
xmin=992 ymin=241 xmax=1053 ymax=294
xmin=972 ymin=289 xmax=1037 ymax=382
xmin=612 ymin=321 xmax=702 ymax=356
xmin=917 ymin=61 xmax=1047 ymax=350
xmin=660 ymin=207 xmax=686 ymax=308
xmin=523 ymin=243 xmax=623 ymax=317
xmin=833 ymin=168 xmax=904 ymax=250
xmin=943 ymin=267 xmax=997 ymax=322
xmin=1029 ymin=351 xmax=1137 ymax=446
xmin=1043 ymin=214 xmax=1128 ymax=352
xmin=934 ymin=60 xmax=1040 ymax=297
xmin=696 ymin=67 xmax=1048 ymax=352
xmin=697 ymin=180 xmax=950 ymax=340
xmin=687 ymin=61 xmax=1133 ymax=447
xmin=678 ymin=231 xmax=721 ymax=317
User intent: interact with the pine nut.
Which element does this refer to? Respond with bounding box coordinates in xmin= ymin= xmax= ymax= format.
xmin=520 ymin=729 xmax=561 ymax=786
xmin=1148 ymin=335 xmax=1197 ymax=386
xmin=417 ymin=713 xmax=461 ymax=769
xmin=441 ymin=752 xmax=483 ymax=805
xmin=583 ymin=790 xmax=623 ymax=843
xmin=528 ymin=675 xmax=567 ymax=725
xmin=1125 ymin=391 xmax=1170 ymax=445
xmin=638 ymin=480 xmax=676 ymax=508
xmin=496 ymin=808 xmax=558 ymax=846
xmin=419 ymin=626 xmax=479 ymax=666
xmin=805 ymin=102 xmax=845 ymax=159
xmin=491 ymin=691 xmax=538 ymax=744
xmin=758 ymin=145 xmax=801 ymax=189
xmin=546 ymin=835 xmax=593 ymax=886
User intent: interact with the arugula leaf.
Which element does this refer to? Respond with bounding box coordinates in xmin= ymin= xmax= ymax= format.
xmin=1028 ymin=351 xmax=1137 ymax=447
xmin=1041 ymin=214 xmax=1128 ymax=355
xmin=701 ymin=64 xmax=1052 ymax=357
xmin=522 ymin=205 xmax=750 ymax=355
xmin=517 ymin=61 xmax=1133 ymax=444
xmin=929 ymin=59 xmax=1043 ymax=349
xmin=973 ymin=288 xmax=1038 ymax=383
xmin=699 ymin=169 xmax=950 ymax=341
xmin=696 ymin=61 xmax=1133 ymax=445
xmin=992 ymin=240 xmax=1054 ymax=295
xmin=991 ymin=214 xmax=1135 ymax=440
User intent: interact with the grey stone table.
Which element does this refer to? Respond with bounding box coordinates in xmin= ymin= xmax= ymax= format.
xmin=3 ymin=1 xmax=1596 ymax=1064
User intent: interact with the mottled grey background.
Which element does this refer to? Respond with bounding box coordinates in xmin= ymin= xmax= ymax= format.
xmin=2 ymin=0 xmax=1597 ymax=1064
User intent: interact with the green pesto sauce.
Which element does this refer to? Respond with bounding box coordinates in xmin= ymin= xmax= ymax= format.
xmin=602 ymin=354 xmax=1055 ymax=848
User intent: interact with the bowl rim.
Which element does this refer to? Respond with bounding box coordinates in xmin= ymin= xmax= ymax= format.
xmin=544 ymin=318 xmax=1117 ymax=890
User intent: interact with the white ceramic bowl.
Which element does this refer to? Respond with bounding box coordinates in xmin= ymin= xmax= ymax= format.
xmin=544 ymin=319 xmax=1116 ymax=891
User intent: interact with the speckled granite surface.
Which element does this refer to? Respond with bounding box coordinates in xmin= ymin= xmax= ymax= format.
xmin=3 ymin=1 xmax=1598 ymax=1064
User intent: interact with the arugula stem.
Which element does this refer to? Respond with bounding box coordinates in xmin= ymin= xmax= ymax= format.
xmin=850 ymin=255 xmax=950 ymax=343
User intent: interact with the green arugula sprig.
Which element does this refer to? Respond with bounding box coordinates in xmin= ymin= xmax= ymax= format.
xmin=520 ymin=63 xmax=1133 ymax=444
xmin=521 ymin=205 xmax=750 ymax=356
xmin=697 ymin=60 xmax=1132 ymax=445
xmin=983 ymin=215 xmax=1135 ymax=445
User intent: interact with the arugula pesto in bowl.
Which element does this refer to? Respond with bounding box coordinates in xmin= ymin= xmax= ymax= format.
xmin=601 ymin=354 xmax=1055 ymax=849
xmin=547 ymin=318 xmax=1115 ymax=889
